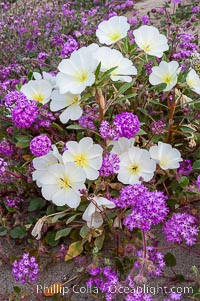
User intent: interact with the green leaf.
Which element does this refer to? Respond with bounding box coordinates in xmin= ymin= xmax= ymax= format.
xmin=176 ymin=274 xmax=185 ymax=281
xmin=28 ymin=198 xmax=46 ymax=212
xmin=66 ymin=124 xmax=83 ymax=130
xmin=180 ymin=176 xmax=189 ymax=188
xmin=49 ymin=212 xmax=68 ymax=224
xmin=10 ymin=226 xmax=27 ymax=239
xmin=15 ymin=135 xmax=31 ymax=148
xmin=136 ymin=128 xmax=147 ymax=136
xmin=80 ymin=224 xmax=89 ymax=239
xmin=155 ymin=83 xmax=167 ymax=93
xmin=114 ymin=80 xmax=133 ymax=98
xmin=13 ymin=286 xmax=21 ymax=294
xmin=164 ymin=252 xmax=176 ymax=267
xmin=65 ymin=240 xmax=84 ymax=261
xmin=55 ymin=228 xmax=71 ymax=240
xmin=66 ymin=215 xmax=78 ymax=225
xmin=45 ymin=231 xmax=59 ymax=247
xmin=114 ymin=93 xmax=136 ymax=103
xmin=94 ymin=233 xmax=105 ymax=250
xmin=97 ymin=66 xmax=117 ymax=85
xmin=95 ymin=62 xmax=101 ymax=79
xmin=193 ymin=160 xmax=200 ymax=169
xmin=0 ymin=226 xmax=8 ymax=236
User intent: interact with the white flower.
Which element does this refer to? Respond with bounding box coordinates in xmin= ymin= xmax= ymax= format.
xmin=33 ymin=71 xmax=57 ymax=88
xmin=96 ymin=47 xmax=137 ymax=83
xmin=21 ymin=79 xmax=52 ymax=104
xmin=39 ymin=163 xmax=86 ymax=207
xmin=149 ymin=61 xmax=180 ymax=91
xmin=96 ymin=16 xmax=130 ymax=45
xmin=32 ymin=147 xmax=60 ymax=187
xmin=186 ymin=69 xmax=200 ymax=95
xmin=149 ymin=142 xmax=183 ymax=170
xmin=50 ymin=89 xmax=82 ymax=124
xmin=117 ymin=147 xmax=156 ymax=184
xmin=62 ymin=137 xmax=103 ymax=180
xmin=109 ymin=137 xmax=135 ymax=156
xmin=56 ymin=46 xmax=98 ymax=94
xmin=133 ymin=25 xmax=169 ymax=58
xmin=82 ymin=196 xmax=115 ymax=228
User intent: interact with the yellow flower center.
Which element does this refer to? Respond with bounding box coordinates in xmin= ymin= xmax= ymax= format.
xmin=32 ymin=92 xmax=45 ymax=102
xmin=187 ymin=78 xmax=198 ymax=87
xmin=129 ymin=164 xmax=141 ymax=175
xmin=109 ymin=30 xmax=121 ymax=42
xmin=59 ymin=177 xmax=72 ymax=190
xmin=142 ymin=43 xmax=151 ymax=52
xmin=76 ymin=72 xmax=88 ymax=83
xmin=73 ymin=96 xmax=79 ymax=104
xmin=74 ymin=153 xmax=89 ymax=167
xmin=162 ymin=74 xmax=173 ymax=84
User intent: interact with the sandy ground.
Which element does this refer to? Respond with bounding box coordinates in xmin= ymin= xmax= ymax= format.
xmin=0 ymin=0 xmax=200 ymax=300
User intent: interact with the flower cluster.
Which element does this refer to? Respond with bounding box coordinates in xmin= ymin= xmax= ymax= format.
xmin=134 ymin=247 xmax=166 ymax=277
xmin=5 ymin=196 xmax=23 ymax=209
xmin=0 ymin=158 xmax=8 ymax=176
xmin=99 ymin=112 xmax=140 ymax=140
xmin=12 ymin=253 xmax=39 ymax=283
xmin=163 ymin=213 xmax=199 ymax=245
xmin=0 ymin=139 xmax=14 ymax=156
xmin=78 ymin=105 xmax=99 ymax=130
xmin=178 ymin=159 xmax=192 ymax=175
xmin=4 ymin=90 xmax=27 ymax=107
xmin=99 ymin=152 xmax=120 ymax=177
xmin=87 ymin=266 xmax=119 ymax=301
xmin=12 ymin=100 xmax=38 ymax=129
xmin=30 ymin=135 xmax=52 ymax=157
xmin=114 ymin=184 xmax=168 ymax=231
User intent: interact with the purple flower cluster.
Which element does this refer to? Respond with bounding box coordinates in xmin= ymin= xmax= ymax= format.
xmin=78 ymin=106 xmax=99 ymax=130
xmin=5 ymin=196 xmax=23 ymax=209
xmin=4 ymin=90 xmax=27 ymax=107
xmin=151 ymin=120 xmax=166 ymax=135
xmin=60 ymin=35 xmax=79 ymax=58
xmin=0 ymin=158 xmax=8 ymax=176
xmin=125 ymin=291 xmax=153 ymax=301
xmin=30 ymin=135 xmax=52 ymax=157
xmin=12 ymin=100 xmax=38 ymax=129
xmin=163 ymin=213 xmax=199 ymax=246
xmin=134 ymin=247 xmax=166 ymax=277
xmin=100 ymin=152 xmax=120 ymax=177
xmin=0 ymin=139 xmax=14 ymax=156
xmin=100 ymin=112 xmax=140 ymax=140
xmin=114 ymin=184 xmax=168 ymax=231
xmin=173 ymin=33 xmax=198 ymax=60
xmin=196 ymin=175 xmax=200 ymax=191
xmin=177 ymin=159 xmax=192 ymax=175
xmin=87 ymin=266 xmax=119 ymax=301
xmin=164 ymin=292 xmax=182 ymax=301
xmin=12 ymin=253 xmax=39 ymax=283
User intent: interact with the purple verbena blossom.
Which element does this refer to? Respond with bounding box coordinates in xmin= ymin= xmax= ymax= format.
xmin=12 ymin=253 xmax=39 ymax=283
xmin=100 ymin=152 xmax=120 ymax=177
xmin=163 ymin=213 xmax=199 ymax=246
xmin=30 ymin=135 xmax=51 ymax=157
xmin=12 ymin=100 xmax=38 ymax=128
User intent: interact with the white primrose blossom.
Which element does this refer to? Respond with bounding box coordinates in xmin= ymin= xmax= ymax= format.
xmin=32 ymin=146 xmax=61 ymax=187
xmin=50 ymin=89 xmax=82 ymax=124
xmin=39 ymin=163 xmax=86 ymax=208
xmin=82 ymin=196 xmax=115 ymax=228
xmin=133 ymin=25 xmax=169 ymax=58
xmin=96 ymin=15 xmax=130 ymax=45
xmin=109 ymin=137 xmax=135 ymax=156
xmin=33 ymin=71 xmax=57 ymax=88
xmin=56 ymin=46 xmax=98 ymax=94
xmin=149 ymin=142 xmax=183 ymax=170
xmin=62 ymin=137 xmax=103 ymax=180
xmin=96 ymin=46 xmax=137 ymax=83
xmin=186 ymin=69 xmax=200 ymax=95
xmin=149 ymin=61 xmax=180 ymax=91
xmin=21 ymin=79 xmax=53 ymax=104
xmin=117 ymin=147 xmax=156 ymax=185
